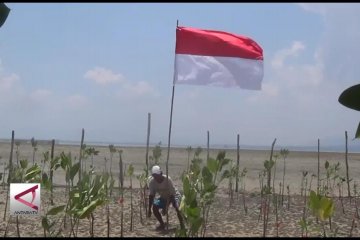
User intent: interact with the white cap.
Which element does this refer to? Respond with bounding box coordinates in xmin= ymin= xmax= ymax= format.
xmin=151 ymin=165 xmax=162 ymax=175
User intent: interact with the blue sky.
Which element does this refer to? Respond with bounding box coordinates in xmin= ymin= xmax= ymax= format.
xmin=1 ymin=3 xmax=360 ymax=148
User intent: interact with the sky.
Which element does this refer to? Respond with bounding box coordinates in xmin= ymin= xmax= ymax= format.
xmin=1 ymin=3 xmax=360 ymax=149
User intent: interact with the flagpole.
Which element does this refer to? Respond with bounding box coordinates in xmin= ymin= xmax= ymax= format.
xmin=165 ymin=19 xmax=179 ymax=230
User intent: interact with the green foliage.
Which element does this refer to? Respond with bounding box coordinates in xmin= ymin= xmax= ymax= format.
xmin=11 ymin=160 xmax=42 ymax=184
xmin=194 ymin=147 xmax=202 ymax=158
xmin=264 ymin=159 xmax=274 ymax=171
xmin=20 ymin=159 xmax=28 ymax=169
xmin=42 ymin=166 xmax=111 ymax=237
xmin=177 ymin=150 xmax=231 ymax=237
xmin=109 ymin=144 xmax=116 ymax=153
xmin=47 ymin=205 xmax=66 ymax=216
xmin=127 ymin=164 xmax=134 ymax=177
xmin=308 ymin=190 xmax=335 ymax=221
xmin=150 ymin=142 xmax=162 ymax=165
xmin=280 ymin=149 xmax=289 ymax=158
xmin=30 ymin=137 xmax=38 ymax=148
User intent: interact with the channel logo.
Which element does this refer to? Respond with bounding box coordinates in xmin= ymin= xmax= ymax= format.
xmin=10 ymin=183 xmax=41 ymax=215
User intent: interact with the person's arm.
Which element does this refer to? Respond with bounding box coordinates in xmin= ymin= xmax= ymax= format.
xmin=169 ymin=194 xmax=178 ymax=209
xmin=166 ymin=177 xmax=179 ymax=209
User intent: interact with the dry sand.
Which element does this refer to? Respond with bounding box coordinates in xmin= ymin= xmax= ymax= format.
xmin=1 ymin=141 xmax=360 ymax=237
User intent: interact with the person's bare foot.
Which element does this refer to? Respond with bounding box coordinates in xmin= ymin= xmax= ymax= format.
xmin=155 ymin=223 xmax=166 ymax=231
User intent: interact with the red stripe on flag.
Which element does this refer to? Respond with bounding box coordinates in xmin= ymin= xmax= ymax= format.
xmin=175 ymin=26 xmax=263 ymax=60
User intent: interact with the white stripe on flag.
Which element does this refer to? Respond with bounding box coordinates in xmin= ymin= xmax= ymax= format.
xmin=174 ymin=54 xmax=263 ymax=90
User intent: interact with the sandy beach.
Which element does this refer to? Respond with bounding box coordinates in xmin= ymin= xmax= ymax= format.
xmin=1 ymin=141 xmax=360 ymax=237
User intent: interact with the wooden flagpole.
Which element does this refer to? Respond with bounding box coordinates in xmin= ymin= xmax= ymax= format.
xmin=165 ymin=19 xmax=179 ymax=230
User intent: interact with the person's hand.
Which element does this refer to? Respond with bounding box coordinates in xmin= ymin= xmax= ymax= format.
xmin=147 ymin=208 xmax=152 ymax=218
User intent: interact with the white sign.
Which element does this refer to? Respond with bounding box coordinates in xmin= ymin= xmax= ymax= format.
xmin=10 ymin=183 xmax=41 ymax=215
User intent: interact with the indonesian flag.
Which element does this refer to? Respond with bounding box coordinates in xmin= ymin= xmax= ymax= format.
xmin=174 ymin=26 xmax=264 ymax=90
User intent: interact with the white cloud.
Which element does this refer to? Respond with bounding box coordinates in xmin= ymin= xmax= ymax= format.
xmin=30 ymin=89 xmax=52 ymax=101
xmin=65 ymin=95 xmax=89 ymax=109
xmin=249 ymin=41 xmax=322 ymax=105
xmin=122 ymin=81 xmax=159 ymax=97
xmin=272 ymin=42 xmax=323 ymax=89
xmin=296 ymin=3 xmax=327 ymax=16
xmin=84 ymin=67 xmax=125 ymax=85
xmin=84 ymin=67 xmax=159 ymax=99
xmin=271 ymin=41 xmax=305 ymax=69
xmin=0 ymin=73 xmax=20 ymax=92
xmin=297 ymin=4 xmax=360 ymax=86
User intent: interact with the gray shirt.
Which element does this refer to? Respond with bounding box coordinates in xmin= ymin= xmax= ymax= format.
xmin=148 ymin=175 xmax=177 ymax=199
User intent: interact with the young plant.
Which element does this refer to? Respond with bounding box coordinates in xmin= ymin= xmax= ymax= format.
xmin=104 ymin=157 xmax=108 ymax=173
xmin=280 ymin=149 xmax=289 ymax=205
xmin=31 ymin=137 xmax=38 ymax=165
xmin=49 ymin=155 xmax=61 ymax=205
xmin=136 ymin=167 xmax=149 ymax=225
xmin=103 ymin=172 xmax=114 ymax=237
xmin=239 ymin=168 xmax=248 ymax=214
xmin=1 ymin=156 xmax=6 ymax=189
xmin=85 ymin=147 xmax=99 ymax=169
xmin=308 ymin=190 xmax=335 ymax=237
xmin=224 ymin=160 xmax=238 ymax=208
xmin=287 ymin=184 xmax=290 ymax=210
xmin=176 ymin=150 xmax=230 ymax=237
xmin=42 ymin=167 xmax=112 ymax=238
xmin=118 ymin=149 xmax=124 ymax=190
xmin=108 ymin=144 xmax=116 ymax=174
xmin=194 ymin=146 xmax=202 ymax=158
xmin=150 ymin=142 xmax=162 ymax=165
xmin=186 ymin=146 xmax=193 ymax=172
xmin=337 ymin=177 xmax=346 ymax=214
xmin=301 ymin=171 xmax=308 ymax=197
xmin=258 ymin=169 xmax=266 ymax=223
xmin=262 ymin=156 xmax=275 ymax=238
xmin=80 ymin=144 xmax=89 ymax=172
xmin=309 ymin=174 xmax=316 ymax=196
xmin=15 ymin=141 xmax=20 ymax=166
xmin=300 ymin=171 xmax=309 ymax=237
xmin=4 ymin=159 xmax=43 ymax=238
xmin=272 ymin=153 xmax=279 ymax=195
xmin=41 ymin=151 xmax=50 ymax=175
xmin=128 ymin=164 xmax=134 ymax=231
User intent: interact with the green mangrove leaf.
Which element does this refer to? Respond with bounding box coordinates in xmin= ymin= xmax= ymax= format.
xmin=201 ymin=166 xmax=213 ymax=185
xmin=216 ymin=151 xmax=226 ymax=161
xmin=325 ymin=160 xmax=329 ymax=170
xmin=25 ymin=165 xmax=41 ymax=181
xmin=308 ymin=190 xmax=320 ymax=211
xmin=77 ymin=199 xmax=104 ymax=219
xmin=190 ymin=217 xmax=203 ymax=235
xmin=207 ymin=158 xmax=218 ymax=173
xmin=47 ymin=205 xmax=66 ymax=216
xmin=127 ymin=164 xmax=134 ymax=176
xmin=319 ymin=197 xmax=334 ymax=221
xmin=186 ymin=206 xmax=201 ymax=218
xmin=219 ymin=158 xmax=231 ymax=171
xmin=175 ymin=228 xmax=187 ymax=237
xmin=20 ymin=159 xmax=28 ymax=169
xmin=70 ymin=162 xmax=80 ymax=181
xmin=183 ymin=176 xmax=191 ymax=198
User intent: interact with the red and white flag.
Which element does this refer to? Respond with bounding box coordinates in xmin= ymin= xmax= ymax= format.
xmin=174 ymin=26 xmax=264 ymax=90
